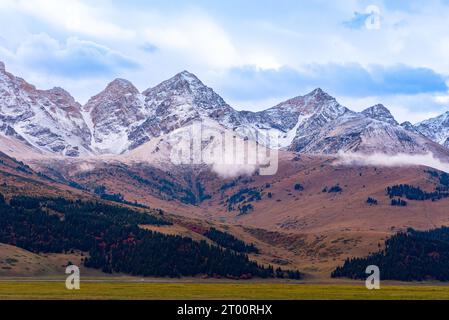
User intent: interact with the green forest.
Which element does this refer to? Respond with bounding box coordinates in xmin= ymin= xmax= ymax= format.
xmin=204 ymin=228 xmax=259 ymax=253
xmin=0 ymin=194 xmax=301 ymax=279
xmin=332 ymin=227 xmax=449 ymax=281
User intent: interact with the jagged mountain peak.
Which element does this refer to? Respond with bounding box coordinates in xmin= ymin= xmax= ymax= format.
xmin=171 ymin=70 xmax=203 ymax=88
xmin=84 ymin=78 xmax=140 ymax=111
xmin=434 ymin=111 xmax=449 ymax=120
xmin=363 ymin=103 xmax=388 ymax=112
xmin=400 ymin=121 xmax=422 ymax=135
xmin=46 ymin=86 xmax=70 ymax=94
xmin=172 ymin=70 xmax=202 ymax=85
xmin=0 ymin=63 xmax=78 ymax=108
xmin=0 ymin=62 xmax=91 ymax=156
xmin=123 ymin=70 xmax=238 ymax=152
xmin=0 ymin=63 xmax=36 ymax=93
xmin=361 ymin=104 xmax=398 ymax=125
xmin=142 ymin=70 xmax=206 ymax=96
xmin=45 ymin=86 xmax=77 ymax=101
xmin=306 ymin=87 xmax=334 ymax=100
xmin=105 ymin=78 xmax=139 ymax=94
xmin=310 ymin=87 xmax=324 ymax=94
xmin=41 ymin=87 xmax=82 ymax=113
xmin=1 ymin=62 xmax=448 ymax=159
xmin=177 ymin=70 xmax=199 ymax=80
xmin=141 ymin=70 xmax=231 ymax=114
xmin=416 ymin=111 xmax=449 ymax=127
xmin=242 ymin=88 xmax=351 ymax=149
xmin=414 ymin=110 xmax=449 ymax=148
xmin=83 ymin=77 xmax=146 ymax=154
xmin=269 ymin=88 xmax=348 ymax=123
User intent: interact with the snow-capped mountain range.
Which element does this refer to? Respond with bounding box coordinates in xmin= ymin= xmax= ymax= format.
xmin=0 ymin=60 xmax=448 ymax=158
xmin=0 ymin=61 xmax=91 ymax=156
xmin=415 ymin=112 xmax=449 ymax=148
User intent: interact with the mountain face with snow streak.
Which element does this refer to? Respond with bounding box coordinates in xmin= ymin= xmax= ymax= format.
xmin=230 ymin=92 xmax=446 ymax=156
xmin=0 ymin=60 xmax=448 ymax=159
xmin=232 ymin=91 xmax=444 ymax=156
xmin=0 ymin=62 xmax=91 ymax=156
xmin=246 ymin=93 xmax=445 ymax=155
xmin=361 ymin=104 xmax=398 ymax=125
xmin=83 ymin=78 xmax=147 ymax=154
xmin=84 ymin=74 xmax=354 ymax=155
xmin=126 ymin=71 xmax=242 ymax=150
xmin=230 ymin=88 xmax=352 ymax=150
xmin=415 ymin=112 xmax=449 ymax=148
xmin=400 ymin=121 xmax=423 ymax=135
xmin=296 ymin=112 xmax=445 ymax=155
xmin=82 ymin=70 xmax=244 ymax=154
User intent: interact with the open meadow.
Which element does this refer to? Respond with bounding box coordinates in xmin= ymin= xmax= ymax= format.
xmin=2 ymin=280 xmax=449 ymax=300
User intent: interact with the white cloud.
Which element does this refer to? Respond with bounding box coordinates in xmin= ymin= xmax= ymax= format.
xmin=9 ymin=33 xmax=138 ymax=77
xmin=435 ymin=95 xmax=449 ymax=104
xmin=0 ymin=0 xmax=448 ymax=121
xmin=0 ymin=0 xmax=135 ymax=39
xmin=336 ymin=151 xmax=449 ymax=173
xmin=245 ymin=53 xmax=281 ymax=70
xmin=0 ymin=33 xmax=138 ymax=104
xmin=142 ymin=11 xmax=238 ymax=69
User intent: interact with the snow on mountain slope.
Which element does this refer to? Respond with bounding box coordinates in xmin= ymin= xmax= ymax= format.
xmin=125 ymin=71 xmax=242 ymax=150
xmin=259 ymin=88 xmax=350 ymax=131
xmin=415 ymin=112 xmax=449 ymax=148
xmin=0 ymin=62 xmax=92 ymax=156
xmin=361 ymin=104 xmax=398 ymax=125
xmin=122 ymin=82 xmax=447 ymax=160
xmin=233 ymin=91 xmax=449 ymax=157
xmin=125 ymin=117 xmax=275 ymax=178
xmin=83 ymin=78 xmax=147 ymax=154
xmin=1 ymin=60 xmax=449 ymax=160
xmin=297 ymin=112 xmax=448 ymax=156
xmin=0 ymin=134 xmax=44 ymax=159
xmin=234 ymin=88 xmax=351 ymax=149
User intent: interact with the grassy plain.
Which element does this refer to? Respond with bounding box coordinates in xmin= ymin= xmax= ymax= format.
xmin=1 ymin=280 xmax=449 ymax=300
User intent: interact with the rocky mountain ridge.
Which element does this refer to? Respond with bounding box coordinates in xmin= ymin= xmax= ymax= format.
xmin=0 ymin=61 xmax=448 ymax=158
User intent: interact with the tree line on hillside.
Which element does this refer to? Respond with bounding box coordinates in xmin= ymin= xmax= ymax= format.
xmin=383 ymin=170 xmax=449 ymax=206
xmin=0 ymin=194 xmax=301 ymax=279
xmin=322 ymin=185 xmax=343 ymax=193
xmin=391 ymin=198 xmax=407 ymax=206
xmin=204 ymin=228 xmax=259 ymax=254
xmin=332 ymin=227 xmax=449 ymax=281
xmin=427 ymin=170 xmax=449 ymax=189
xmin=109 ymin=169 xmax=199 ymax=205
xmin=226 ymin=188 xmax=262 ymax=215
xmin=386 ymin=184 xmax=449 ymax=202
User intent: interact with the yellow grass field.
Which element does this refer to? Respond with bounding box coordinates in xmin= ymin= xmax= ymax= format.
xmin=2 ymin=281 xmax=449 ymax=300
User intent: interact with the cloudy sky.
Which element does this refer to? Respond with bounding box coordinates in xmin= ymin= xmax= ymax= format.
xmin=0 ymin=0 xmax=449 ymax=123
